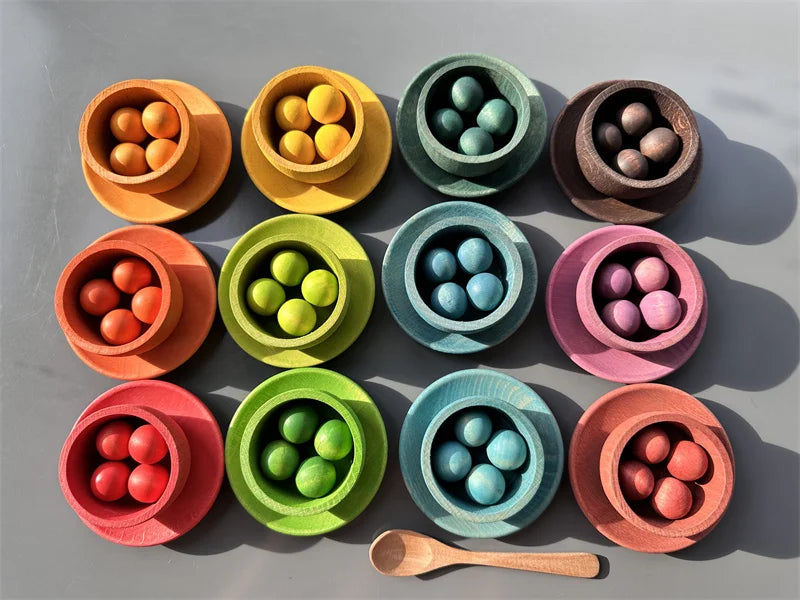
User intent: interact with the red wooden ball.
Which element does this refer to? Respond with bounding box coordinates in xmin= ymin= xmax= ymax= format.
xmin=619 ymin=459 xmax=655 ymax=502
xmin=128 ymin=463 xmax=169 ymax=503
xmin=595 ymin=262 xmax=632 ymax=299
xmin=666 ymin=440 xmax=709 ymax=481
xmin=630 ymin=425 xmax=671 ymax=464
xmin=640 ymin=290 xmax=682 ymax=331
xmin=131 ymin=286 xmax=162 ymax=325
xmin=128 ymin=424 xmax=168 ymax=464
xmin=79 ymin=279 xmax=120 ymax=316
xmin=90 ymin=461 xmax=131 ymax=502
xmin=100 ymin=308 xmax=142 ymax=345
xmin=600 ymin=299 xmax=641 ymax=337
xmin=631 ymin=256 xmax=670 ymax=293
xmin=112 ymin=257 xmax=152 ymax=294
xmin=95 ymin=420 xmax=134 ymax=461
xmin=651 ymin=476 xmax=693 ymax=520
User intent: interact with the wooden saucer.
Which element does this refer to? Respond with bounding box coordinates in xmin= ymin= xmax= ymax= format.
xmin=569 ymin=384 xmax=734 ymax=553
xmin=241 ymin=71 xmax=392 ymax=214
xmin=83 ymin=79 xmax=232 ymax=224
xmin=75 ymin=380 xmax=224 ymax=546
xmin=546 ymin=225 xmax=708 ymax=383
xmin=67 ymin=226 xmax=216 ymax=380
xmin=550 ymin=81 xmax=702 ymax=224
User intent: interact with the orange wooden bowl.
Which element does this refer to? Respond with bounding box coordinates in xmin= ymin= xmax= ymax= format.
xmin=54 ymin=239 xmax=183 ymax=357
xmin=251 ymin=66 xmax=365 ymax=184
xmin=58 ymin=404 xmax=191 ymax=529
xmin=79 ymin=79 xmax=200 ymax=194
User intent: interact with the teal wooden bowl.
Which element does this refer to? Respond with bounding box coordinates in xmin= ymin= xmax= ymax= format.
xmin=420 ymin=396 xmax=545 ymax=524
xmin=416 ymin=58 xmax=531 ymax=178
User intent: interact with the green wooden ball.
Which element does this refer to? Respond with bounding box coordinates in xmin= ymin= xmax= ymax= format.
xmin=246 ymin=278 xmax=285 ymax=316
xmin=457 ymin=127 xmax=494 ymax=156
xmin=259 ymin=440 xmax=300 ymax=481
xmin=476 ymin=98 xmax=515 ymax=137
xmin=278 ymin=404 xmax=319 ymax=444
xmin=430 ymin=108 xmax=464 ymax=145
xmin=314 ymin=419 xmax=353 ymax=461
xmin=270 ymin=250 xmax=309 ymax=287
xmin=451 ymin=76 xmax=484 ymax=112
xmin=295 ymin=456 xmax=337 ymax=498
xmin=301 ymin=269 xmax=338 ymax=307
xmin=277 ymin=298 xmax=317 ymax=336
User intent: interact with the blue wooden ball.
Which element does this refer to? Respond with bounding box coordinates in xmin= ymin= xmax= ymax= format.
xmin=430 ymin=282 xmax=467 ymax=319
xmin=422 ymin=248 xmax=457 ymax=283
xmin=456 ymin=237 xmax=494 ymax=274
xmin=450 ymin=76 xmax=484 ymax=112
xmin=465 ymin=463 xmax=506 ymax=506
xmin=453 ymin=410 xmax=492 ymax=447
xmin=486 ymin=429 xmax=528 ymax=471
xmin=432 ymin=440 xmax=473 ymax=483
xmin=457 ymin=127 xmax=494 ymax=156
xmin=466 ymin=272 xmax=504 ymax=312
xmin=476 ymin=98 xmax=515 ymax=137
xmin=430 ymin=108 xmax=464 ymax=145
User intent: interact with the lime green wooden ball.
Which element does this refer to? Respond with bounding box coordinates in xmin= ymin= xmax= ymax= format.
xmin=313 ymin=419 xmax=353 ymax=461
xmin=278 ymin=404 xmax=319 ymax=444
xmin=277 ymin=298 xmax=317 ymax=336
xmin=270 ymin=250 xmax=309 ymax=286
xmin=295 ymin=456 xmax=337 ymax=498
xmin=259 ymin=440 xmax=300 ymax=481
xmin=301 ymin=269 xmax=339 ymax=307
xmin=246 ymin=278 xmax=285 ymax=316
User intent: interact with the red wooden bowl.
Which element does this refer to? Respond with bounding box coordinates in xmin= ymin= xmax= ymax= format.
xmin=58 ymin=404 xmax=191 ymax=529
xmin=54 ymin=239 xmax=183 ymax=357
xmin=575 ymin=230 xmax=704 ymax=353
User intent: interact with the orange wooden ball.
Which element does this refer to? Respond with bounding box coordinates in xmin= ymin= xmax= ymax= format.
xmin=90 ymin=461 xmax=131 ymax=502
xmin=79 ymin=278 xmax=120 ymax=316
xmin=109 ymin=107 xmax=147 ymax=143
xmin=112 ymin=257 xmax=152 ymax=294
xmin=128 ymin=463 xmax=169 ymax=503
xmin=141 ymin=101 xmax=181 ymax=139
xmin=131 ymin=286 xmax=162 ymax=324
xmin=100 ymin=308 xmax=142 ymax=345
xmin=630 ymin=425 xmax=671 ymax=464
xmin=666 ymin=440 xmax=709 ymax=481
xmin=128 ymin=424 xmax=168 ymax=464
xmin=95 ymin=420 xmax=134 ymax=461
xmin=145 ymin=138 xmax=178 ymax=171
xmin=109 ymin=142 xmax=148 ymax=176
xmin=651 ymin=476 xmax=693 ymax=520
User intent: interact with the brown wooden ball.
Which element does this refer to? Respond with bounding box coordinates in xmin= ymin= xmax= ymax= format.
xmin=613 ymin=149 xmax=649 ymax=179
xmin=640 ymin=127 xmax=680 ymax=164
xmin=594 ymin=122 xmax=622 ymax=154
xmin=617 ymin=102 xmax=653 ymax=137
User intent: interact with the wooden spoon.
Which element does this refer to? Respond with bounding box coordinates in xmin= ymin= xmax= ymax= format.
xmin=369 ymin=529 xmax=601 ymax=578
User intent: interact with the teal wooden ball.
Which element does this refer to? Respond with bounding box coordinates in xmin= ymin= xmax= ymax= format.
xmin=295 ymin=456 xmax=337 ymax=499
xmin=422 ymin=248 xmax=457 ymax=283
xmin=430 ymin=282 xmax=467 ymax=319
xmin=430 ymin=108 xmax=464 ymax=145
xmin=259 ymin=440 xmax=300 ymax=481
xmin=433 ymin=440 xmax=473 ymax=483
xmin=457 ymin=127 xmax=494 ymax=156
xmin=486 ymin=429 xmax=527 ymax=471
xmin=456 ymin=237 xmax=493 ymax=274
xmin=465 ymin=463 xmax=506 ymax=505
xmin=454 ymin=410 xmax=492 ymax=447
xmin=314 ymin=419 xmax=353 ymax=461
xmin=466 ymin=272 xmax=504 ymax=312
xmin=450 ymin=76 xmax=484 ymax=112
xmin=246 ymin=278 xmax=285 ymax=316
xmin=278 ymin=404 xmax=319 ymax=444
xmin=476 ymin=98 xmax=515 ymax=137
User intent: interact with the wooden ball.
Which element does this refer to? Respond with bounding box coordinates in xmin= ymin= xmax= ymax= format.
xmin=432 ymin=440 xmax=472 ymax=482
xmin=465 ymin=463 xmax=506 ymax=506
xmin=274 ymin=95 xmax=312 ymax=132
xmin=279 ymin=405 xmax=319 ymax=444
xmin=595 ymin=262 xmax=632 ymax=299
xmin=95 ymin=420 xmax=134 ymax=461
xmin=79 ymin=278 xmax=120 ymax=316
xmin=278 ymin=130 xmax=315 ymax=165
xmin=600 ymin=299 xmax=641 ymax=337
xmin=454 ymin=410 xmax=493 ymax=447
xmin=450 ymin=76 xmax=484 ymax=112
xmin=457 ymin=127 xmax=494 ymax=156
xmin=246 ymin=278 xmax=285 ymax=316
xmin=666 ymin=440 xmax=709 ymax=481
xmin=456 ymin=237 xmax=493 ymax=274
xmin=631 ymin=256 xmax=670 ymax=293
xmin=295 ymin=456 xmax=337 ymax=498
xmin=128 ymin=463 xmax=169 ymax=503
xmin=128 ymin=424 xmax=168 ymax=464
xmin=476 ymin=98 xmax=515 ymax=137
xmin=640 ymin=127 xmax=680 ymax=164
xmin=594 ymin=122 xmax=622 ymax=154
xmin=429 ymin=107 xmax=464 ymax=144
xmin=141 ymin=101 xmax=180 ymax=139
xmin=640 ymin=290 xmax=681 ymax=331
xmin=466 ymin=272 xmax=504 ymax=312
xmin=651 ymin=476 xmax=693 ymax=520
xmin=131 ymin=286 xmax=162 ymax=324
xmin=109 ymin=107 xmax=147 ymax=143
xmin=486 ymin=429 xmax=527 ymax=471
xmin=314 ymin=123 xmax=351 ymax=161
xmin=430 ymin=282 xmax=468 ymax=320
xmin=259 ymin=440 xmax=300 ymax=481
xmin=619 ymin=459 xmax=655 ymax=501
xmin=617 ymin=102 xmax=653 ymax=137
xmin=90 ymin=461 xmax=131 ymax=502
xmin=314 ymin=419 xmax=353 ymax=461
xmin=277 ymin=298 xmax=317 ymax=337
xmin=630 ymin=425 xmax=671 ymax=464
xmin=270 ymin=250 xmax=309 ymax=286
xmin=145 ymin=138 xmax=178 ymax=171
xmin=301 ymin=269 xmax=338 ymax=307
xmin=100 ymin=309 xmax=142 ymax=345
xmin=109 ymin=142 xmax=148 ymax=176
xmin=306 ymin=84 xmax=346 ymax=124
xmin=613 ymin=149 xmax=649 ymax=179
xmin=422 ymin=248 xmax=457 ymax=283
xmin=112 ymin=257 xmax=152 ymax=294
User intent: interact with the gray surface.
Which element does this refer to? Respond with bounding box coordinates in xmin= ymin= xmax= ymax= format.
xmin=1 ymin=1 xmax=798 ymax=598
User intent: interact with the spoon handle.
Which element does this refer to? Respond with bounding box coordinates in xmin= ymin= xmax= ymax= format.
xmin=455 ymin=550 xmax=600 ymax=578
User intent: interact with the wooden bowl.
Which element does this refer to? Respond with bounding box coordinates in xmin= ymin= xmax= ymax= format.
xmin=599 ymin=411 xmax=734 ymax=539
xmin=237 ymin=388 xmax=365 ymax=518
xmin=420 ymin=396 xmax=544 ymax=524
xmin=575 ymin=230 xmax=705 ymax=353
xmin=79 ymin=79 xmax=200 ymax=195
xmin=416 ymin=57 xmax=531 ymax=178
xmin=251 ymin=66 xmax=365 ymax=185
xmin=227 ymin=234 xmax=349 ymax=352
xmin=404 ymin=218 xmax=523 ymax=335
xmin=58 ymin=404 xmax=191 ymax=530
xmin=575 ymin=80 xmax=701 ymax=200
xmin=54 ymin=239 xmax=184 ymax=358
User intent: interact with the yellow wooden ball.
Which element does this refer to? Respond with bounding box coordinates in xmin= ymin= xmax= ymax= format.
xmin=274 ymin=95 xmax=312 ymax=132
xmin=314 ymin=124 xmax=351 ymax=161
xmin=307 ymin=84 xmax=346 ymax=124
xmin=278 ymin=130 xmax=315 ymax=165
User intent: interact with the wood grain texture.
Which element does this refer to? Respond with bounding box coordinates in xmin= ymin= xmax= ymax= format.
xmin=545 ymin=225 xmax=707 ymax=383
xmin=225 ymin=368 xmax=387 ymax=536
xmin=383 ymin=202 xmax=536 ymax=354
xmin=568 ymin=384 xmax=735 ymax=553
xmin=396 ymin=54 xmax=547 ymax=198
xmin=399 ymin=369 xmax=563 ymax=538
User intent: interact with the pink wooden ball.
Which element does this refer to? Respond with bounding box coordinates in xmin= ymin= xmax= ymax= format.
xmin=630 ymin=425 xmax=671 ymax=464
xmin=651 ymin=477 xmax=693 ymax=520
xmin=619 ymin=459 xmax=655 ymax=501
xmin=640 ymin=290 xmax=682 ymax=331
xmin=600 ymin=299 xmax=641 ymax=337
xmin=666 ymin=440 xmax=709 ymax=481
xmin=631 ymin=256 xmax=670 ymax=293
xmin=595 ymin=262 xmax=632 ymax=299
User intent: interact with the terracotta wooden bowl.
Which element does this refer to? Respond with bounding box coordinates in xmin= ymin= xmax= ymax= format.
xmin=575 ymin=231 xmax=705 ymax=353
xmin=420 ymin=396 xmax=544 ymax=524
xmin=227 ymin=234 xmax=349 ymax=352
xmin=79 ymin=79 xmax=200 ymax=195
xmin=404 ymin=218 xmax=523 ymax=335
xmin=54 ymin=239 xmax=183 ymax=357
xmin=58 ymin=404 xmax=191 ymax=530
xmin=416 ymin=57 xmax=531 ymax=178
xmin=251 ymin=66 xmax=365 ymax=185
xmin=599 ymin=411 xmax=734 ymax=539
xmin=576 ymin=80 xmax=701 ymax=200
xmin=237 ymin=387 xmax=366 ymax=518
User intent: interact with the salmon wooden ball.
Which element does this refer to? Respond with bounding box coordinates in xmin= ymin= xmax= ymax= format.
xmin=275 ymin=95 xmax=313 ymax=131
xmin=142 ymin=101 xmax=180 ymax=139
xmin=651 ymin=476 xmax=693 ymax=520
xmin=128 ymin=424 xmax=168 ymax=464
xmin=110 ymin=143 xmax=148 ymax=176
xmin=619 ymin=459 xmax=654 ymax=501
xmin=112 ymin=257 xmax=152 ymax=294
xmin=128 ymin=463 xmax=169 ymax=503
xmin=666 ymin=440 xmax=709 ymax=481
xmin=145 ymin=138 xmax=178 ymax=171
xmin=109 ymin=107 xmax=147 ymax=143
xmin=131 ymin=286 xmax=162 ymax=324
xmin=79 ymin=278 xmax=120 ymax=316
xmin=95 ymin=420 xmax=134 ymax=461
xmin=279 ymin=130 xmax=316 ymax=165
xmin=100 ymin=309 xmax=142 ymax=345
xmin=315 ymin=124 xmax=351 ymax=161
xmin=630 ymin=425 xmax=671 ymax=464
xmin=307 ymin=84 xmax=346 ymax=124
xmin=90 ymin=461 xmax=131 ymax=502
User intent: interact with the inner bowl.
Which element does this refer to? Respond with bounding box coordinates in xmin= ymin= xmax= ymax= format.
xmin=576 ymin=80 xmax=701 ymax=200
xmin=228 ymin=234 xmax=349 ymax=351
xmin=416 ymin=57 xmax=531 ymax=178
xmin=576 ymin=232 xmax=705 ymax=353
xmin=54 ymin=239 xmax=183 ymax=357
xmin=79 ymin=79 xmax=200 ymax=194
xmin=239 ymin=388 xmax=365 ymax=517
xmin=251 ymin=66 xmax=365 ymax=184
xmin=420 ymin=396 xmax=544 ymax=524
xmin=404 ymin=218 xmax=523 ymax=335
xmin=599 ymin=411 xmax=734 ymax=539
xmin=58 ymin=404 xmax=191 ymax=529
